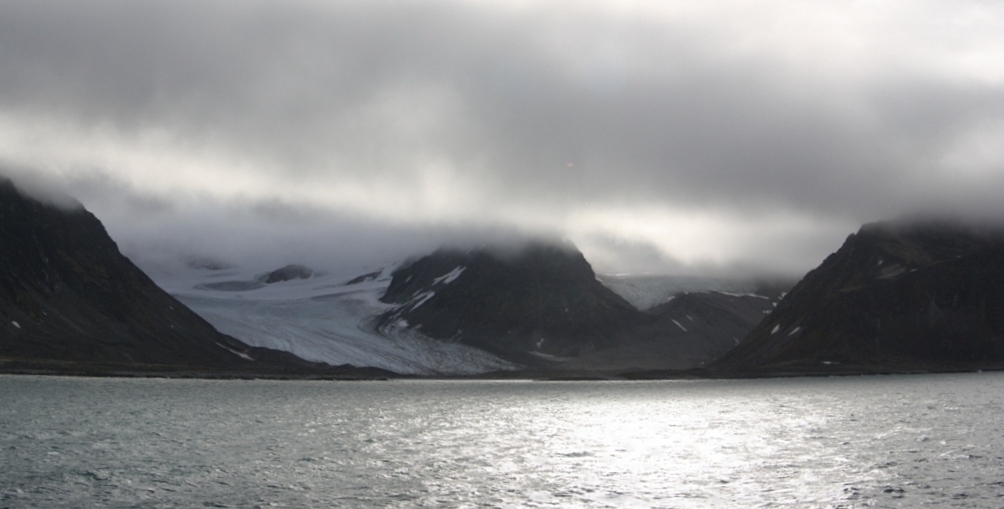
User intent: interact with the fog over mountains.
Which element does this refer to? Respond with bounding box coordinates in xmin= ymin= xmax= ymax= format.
xmin=2 ymin=1 xmax=1002 ymax=280
xmin=5 ymin=173 xmax=1004 ymax=377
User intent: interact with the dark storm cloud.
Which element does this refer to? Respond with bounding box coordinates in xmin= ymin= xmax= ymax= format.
xmin=1 ymin=0 xmax=1002 ymax=275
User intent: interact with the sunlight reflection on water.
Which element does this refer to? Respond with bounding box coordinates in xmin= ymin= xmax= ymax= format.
xmin=2 ymin=374 xmax=1004 ymax=508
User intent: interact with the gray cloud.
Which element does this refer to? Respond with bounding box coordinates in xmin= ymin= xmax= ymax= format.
xmin=1 ymin=0 xmax=1003 ymax=277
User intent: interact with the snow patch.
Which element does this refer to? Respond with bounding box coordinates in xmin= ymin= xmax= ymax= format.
xmin=716 ymin=291 xmax=771 ymax=300
xmin=787 ymin=326 xmax=802 ymax=336
xmin=216 ymin=343 xmax=254 ymax=361
xmin=409 ymin=291 xmax=435 ymax=310
xmin=878 ymin=264 xmax=907 ymax=279
xmin=771 ymin=324 xmax=781 ymax=335
xmin=433 ymin=266 xmax=466 ymax=285
xmin=671 ymin=319 xmax=688 ymax=332
xmin=11 ymin=321 xmax=20 ymax=329
xmin=528 ymin=351 xmax=571 ymax=362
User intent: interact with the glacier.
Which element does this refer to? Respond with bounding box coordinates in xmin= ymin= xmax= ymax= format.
xmin=155 ymin=264 xmax=517 ymax=375
xmin=152 ymin=261 xmax=776 ymax=376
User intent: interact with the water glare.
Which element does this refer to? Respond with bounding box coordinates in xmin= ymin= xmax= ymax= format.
xmin=2 ymin=374 xmax=1004 ymax=507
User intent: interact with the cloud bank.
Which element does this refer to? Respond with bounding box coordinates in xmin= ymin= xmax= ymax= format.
xmin=2 ymin=0 xmax=1002 ymax=276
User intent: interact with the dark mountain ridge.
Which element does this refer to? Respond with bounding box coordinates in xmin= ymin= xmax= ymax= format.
xmin=713 ymin=219 xmax=1004 ymax=374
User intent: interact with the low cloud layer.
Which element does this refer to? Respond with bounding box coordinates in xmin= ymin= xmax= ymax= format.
xmin=2 ymin=0 xmax=1003 ymax=277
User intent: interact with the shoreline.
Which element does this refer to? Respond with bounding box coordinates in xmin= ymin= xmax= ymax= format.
xmin=4 ymin=358 xmax=1003 ymax=382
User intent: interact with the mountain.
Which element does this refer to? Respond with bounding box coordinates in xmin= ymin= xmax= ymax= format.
xmin=375 ymin=241 xmax=653 ymax=365
xmin=373 ymin=241 xmax=790 ymax=372
xmin=713 ymin=220 xmax=1004 ymax=374
xmin=644 ymin=288 xmax=781 ymax=360
xmin=0 ymin=177 xmax=367 ymax=376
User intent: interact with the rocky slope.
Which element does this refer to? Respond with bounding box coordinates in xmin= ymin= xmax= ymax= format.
xmin=713 ymin=220 xmax=1004 ymax=374
xmin=0 ymin=177 xmax=363 ymax=376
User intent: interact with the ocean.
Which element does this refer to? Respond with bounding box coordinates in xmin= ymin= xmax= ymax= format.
xmin=2 ymin=373 xmax=1003 ymax=508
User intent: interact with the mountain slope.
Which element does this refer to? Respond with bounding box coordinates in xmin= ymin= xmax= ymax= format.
xmin=713 ymin=220 xmax=1004 ymax=373
xmin=0 ymin=178 xmax=333 ymax=374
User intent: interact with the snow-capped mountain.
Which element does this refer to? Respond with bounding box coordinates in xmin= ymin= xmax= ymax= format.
xmin=156 ymin=263 xmax=517 ymax=375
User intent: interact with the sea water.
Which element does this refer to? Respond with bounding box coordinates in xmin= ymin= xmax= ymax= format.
xmin=2 ymin=373 xmax=1004 ymax=508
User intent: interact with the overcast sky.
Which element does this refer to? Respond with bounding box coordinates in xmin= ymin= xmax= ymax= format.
xmin=2 ymin=0 xmax=1003 ymax=277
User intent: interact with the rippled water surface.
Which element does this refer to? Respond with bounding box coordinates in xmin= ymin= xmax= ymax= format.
xmin=3 ymin=373 xmax=1004 ymax=508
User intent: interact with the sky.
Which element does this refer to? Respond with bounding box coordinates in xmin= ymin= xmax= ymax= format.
xmin=1 ymin=0 xmax=1003 ymax=277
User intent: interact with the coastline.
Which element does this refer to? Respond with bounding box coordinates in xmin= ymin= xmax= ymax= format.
xmin=5 ymin=357 xmax=1002 ymax=382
